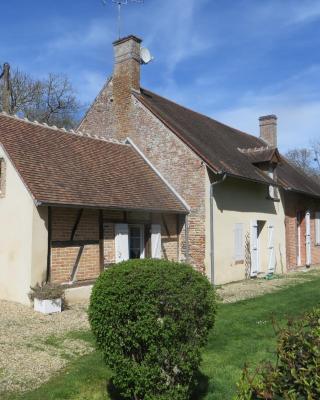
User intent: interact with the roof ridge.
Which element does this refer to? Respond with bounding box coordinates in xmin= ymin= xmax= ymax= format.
xmin=238 ymin=146 xmax=273 ymax=154
xmin=137 ymin=88 xmax=266 ymax=143
xmin=0 ymin=111 xmax=126 ymax=146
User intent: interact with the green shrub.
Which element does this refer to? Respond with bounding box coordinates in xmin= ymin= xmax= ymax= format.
xmin=89 ymin=259 xmax=217 ymax=400
xmin=235 ymin=308 xmax=320 ymax=399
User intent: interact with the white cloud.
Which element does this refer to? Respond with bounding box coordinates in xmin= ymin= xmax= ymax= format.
xmin=214 ymin=99 xmax=320 ymax=153
xmin=47 ymin=18 xmax=113 ymax=52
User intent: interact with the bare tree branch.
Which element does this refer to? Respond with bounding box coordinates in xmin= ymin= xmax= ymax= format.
xmin=0 ymin=65 xmax=81 ymax=128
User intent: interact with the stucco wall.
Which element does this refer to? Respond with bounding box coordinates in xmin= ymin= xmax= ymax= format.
xmin=0 ymin=146 xmax=34 ymax=304
xmin=208 ymin=175 xmax=287 ymax=284
xmin=31 ymin=206 xmax=48 ymax=287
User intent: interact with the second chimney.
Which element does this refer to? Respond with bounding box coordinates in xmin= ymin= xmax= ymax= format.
xmin=259 ymin=115 xmax=278 ymax=148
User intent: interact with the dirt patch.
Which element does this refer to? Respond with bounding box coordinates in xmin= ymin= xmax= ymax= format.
xmin=217 ymin=266 xmax=320 ymax=303
xmin=0 ymin=301 xmax=92 ymax=395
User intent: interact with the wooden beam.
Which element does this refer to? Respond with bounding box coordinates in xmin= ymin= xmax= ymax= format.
xmin=52 ymin=240 xmax=99 ymax=248
xmin=70 ymin=245 xmax=84 ymax=282
xmin=99 ymin=210 xmax=104 ymax=272
xmin=161 ymin=214 xmax=171 ymax=238
xmin=70 ymin=209 xmax=83 ymax=241
xmin=46 ymin=206 xmax=52 ymax=283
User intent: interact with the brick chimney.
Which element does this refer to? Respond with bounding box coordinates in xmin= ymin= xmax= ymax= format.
xmin=259 ymin=115 xmax=277 ymax=148
xmin=112 ymin=35 xmax=142 ymax=139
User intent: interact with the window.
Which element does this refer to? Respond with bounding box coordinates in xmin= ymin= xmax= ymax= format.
xmin=0 ymin=158 xmax=5 ymax=197
xmin=268 ymin=166 xmax=279 ymax=200
xmin=315 ymin=212 xmax=320 ymax=246
xmin=129 ymin=225 xmax=143 ymax=259
xmin=234 ymin=223 xmax=244 ymax=263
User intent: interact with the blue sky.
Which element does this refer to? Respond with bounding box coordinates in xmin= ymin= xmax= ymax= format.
xmin=1 ymin=0 xmax=320 ymax=151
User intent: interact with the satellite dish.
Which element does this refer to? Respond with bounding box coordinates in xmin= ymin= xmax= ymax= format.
xmin=140 ymin=47 xmax=154 ymax=64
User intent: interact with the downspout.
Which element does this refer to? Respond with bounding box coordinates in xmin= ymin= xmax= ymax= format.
xmin=210 ymin=173 xmax=227 ymax=285
xmin=185 ymin=214 xmax=190 ymax=263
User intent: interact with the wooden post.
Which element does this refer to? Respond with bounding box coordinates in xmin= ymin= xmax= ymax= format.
xmin=46 ymin=206 xmax=52 ymax=283
xmin=0 ymin=63 xmax=11 ymax=114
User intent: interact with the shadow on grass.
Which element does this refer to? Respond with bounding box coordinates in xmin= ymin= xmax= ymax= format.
xmin=191 ymin=370 xmax=210 ymax=400
xmin=106 ymin=370 xmax=209 ymax=400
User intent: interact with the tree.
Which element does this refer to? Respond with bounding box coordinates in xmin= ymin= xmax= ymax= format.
xmin=286 ymin=144 xmax=320 ymax=181
xmin=0 ymin=63 xmax=81 ymax=128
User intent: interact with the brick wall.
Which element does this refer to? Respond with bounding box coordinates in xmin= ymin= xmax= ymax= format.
xmin=50 ymin=208 xmax=100 ymax=283
xmin=284 ymin=192 xmax=320 ymax=269
xmin=103 ymin=210 xmax=180 ymax=265
xmin=80 ymin=84 xmax=206 ymax=272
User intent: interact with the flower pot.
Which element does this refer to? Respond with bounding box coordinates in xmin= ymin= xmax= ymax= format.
xmin=34 ymin=298 xmax=62 ymax=314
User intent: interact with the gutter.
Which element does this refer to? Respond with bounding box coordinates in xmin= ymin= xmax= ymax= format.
xmin=210 ymin=172 xmax=227 ymax=286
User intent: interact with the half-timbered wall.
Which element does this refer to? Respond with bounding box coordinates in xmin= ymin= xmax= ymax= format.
xmin=49 ymin=207 xmax=181 ymax=284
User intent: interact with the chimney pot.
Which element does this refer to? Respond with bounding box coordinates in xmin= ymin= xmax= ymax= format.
xmin=259 ymin=114 xmax=277 ymax=147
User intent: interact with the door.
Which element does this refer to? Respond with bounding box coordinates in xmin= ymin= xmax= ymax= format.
xmin=305 ymin=211 xmax=311 ymax=266
xmin=151 ymin=224 xmax=161 ymax=258
xmin=250 ymin=220 xmax=259 ymax=277
xmin=115 ymin=223 xmax=129 ymax=262
xmin=268 ymin=223 xmax=276 ymax=273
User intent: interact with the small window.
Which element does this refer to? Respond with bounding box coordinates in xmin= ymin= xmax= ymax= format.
xmin=0 ymin=158 xmax=6 ymax=197
xmin=234 ymin=223 xmax=244 ymax=262
xmin=315 ymin=212 xmax=320 ymax=246
xmin=268 ymin=167 xmax=279 ymax=200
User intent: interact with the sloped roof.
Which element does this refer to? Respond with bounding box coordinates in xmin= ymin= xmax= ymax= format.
xmin=239 ymin=147 xmax=281 ymax=165
xmin=0 ymin=113 xmax=187 ymax=213
xmin=136 ymin=89 xmax=320 ymax=198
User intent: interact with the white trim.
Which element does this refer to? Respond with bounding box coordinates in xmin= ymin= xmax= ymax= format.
xmin=125 ymin=137 xmax=191 ymax=212
xmin=315 ymin=211 xmax=320 ymax=246
xmin=306 ymin=211 xmax=311 ymax=264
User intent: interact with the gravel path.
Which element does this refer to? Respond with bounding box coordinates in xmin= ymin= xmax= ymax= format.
xmin=217 ymin=266 xmax=320 ymax=303
xmin=0 ymin=300 xmax=92 ymax=395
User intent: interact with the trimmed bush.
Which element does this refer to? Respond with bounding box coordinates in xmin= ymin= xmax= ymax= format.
xmin=235 ymin=308 xmax=320 ymax=399
xmin=89 ymin=259 xmax=217 ymax=400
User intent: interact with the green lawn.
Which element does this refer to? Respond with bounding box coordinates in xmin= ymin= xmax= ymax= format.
xmin=5 ymin=277 xmax=320 ymax=400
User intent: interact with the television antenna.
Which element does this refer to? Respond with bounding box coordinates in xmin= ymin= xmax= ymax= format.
xmin=102 ymin=0 xmax=144 ymax=40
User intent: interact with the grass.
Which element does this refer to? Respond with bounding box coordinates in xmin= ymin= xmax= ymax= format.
xmin=4 ymin=277 xmax=320 ymax=400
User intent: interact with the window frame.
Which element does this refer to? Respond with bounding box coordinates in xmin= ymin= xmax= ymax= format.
xmin=234 ymin=223 xmax=245 ymax=263
xmin=315 ymin=212 xmax=320 ymax=246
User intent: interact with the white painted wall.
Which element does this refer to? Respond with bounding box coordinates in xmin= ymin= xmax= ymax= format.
xmin=0 ymin=146 xmax=48 ymax=304
xmin=0 ymin=146 xmax=34 ymax=304
xmin=205 ymin=173 xmax=287 ymax=285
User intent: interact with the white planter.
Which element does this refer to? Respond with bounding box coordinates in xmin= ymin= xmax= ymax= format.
xmin=34 ymin=298 xmax=62 ymax=314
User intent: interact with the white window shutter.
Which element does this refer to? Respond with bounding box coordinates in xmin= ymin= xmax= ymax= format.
xmin=268 ymin=223 xmax=276 ymax=273
xmin=234 ymin=224 xmax=244 ymax=261
xmin=115 ymin=223 xmax=129 ymax=262
xmin=306 ymin=211 xmax=312 ymax=266
xmin=315 ymin=212 xmax=320 ymax=245
xmin=250 ymin=220 xmax=258 ymax=277
xmin=151 ymin=224 xmax=161 ymax=259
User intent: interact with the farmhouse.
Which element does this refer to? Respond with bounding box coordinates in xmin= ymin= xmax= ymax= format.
xmin=1 ymin=35 xmax=320 ymax=305
xmin=79 ymin=35 xmax=320 ymax=283
xmin=0 ymin=113 xmax=187 ymax=304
